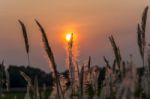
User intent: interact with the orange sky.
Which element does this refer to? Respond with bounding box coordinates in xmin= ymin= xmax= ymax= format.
xmin=0 ymin=0 xmax=149 ymax=72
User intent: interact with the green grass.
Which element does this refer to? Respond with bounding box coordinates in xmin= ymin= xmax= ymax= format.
xmin=0 ymin=92 xmax=25 ymax=99
xmin=0 ymin=90 xmax=51 ymax=99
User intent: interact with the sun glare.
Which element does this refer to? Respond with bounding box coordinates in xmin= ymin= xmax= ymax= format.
xmin=66 ymin=33 xmax=72 ymax=42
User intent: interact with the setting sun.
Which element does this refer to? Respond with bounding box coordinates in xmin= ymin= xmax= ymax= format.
xmin=66 ymin=33 xmax=73 ymax=42
xmin=0 ymin=0 xmax=150 ymax=98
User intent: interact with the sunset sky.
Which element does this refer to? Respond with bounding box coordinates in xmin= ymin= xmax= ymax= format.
xmin=0 ymin=0 xmax=149 ymax=72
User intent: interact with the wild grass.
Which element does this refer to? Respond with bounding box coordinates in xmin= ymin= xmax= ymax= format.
xmin=109 ymin=35 xmax=122 ymax=70
xmin=88 ymin=56 xmax=91 ymax=70
xmin=18 ymin=20 xmax=30 ymax=66
xmin=67 ymin=33 xmax=75 ymax=99
xmin=0 ymin=6 xmax=150 ymax=99
xmin=20 ymin=71 xmax=35 ymax=99
xmin=35 ymin=20 xmax=64 ymax=99
xmin=137 ymin=6 xmax=149 ymax=67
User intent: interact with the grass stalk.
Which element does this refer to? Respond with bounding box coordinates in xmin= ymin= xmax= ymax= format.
xmin=109 ymin=35 xmax=122 ymax=70
xmin=88 ymin=56 xmax=91 ymax=70
xmin=67 ymin=33 xmax=75 ymax=98
xmin=18 ymin=20 xmax=30 ymax=66
xmin=137 ymin=6 xmax=149 ymax=67
xmin=35 ymin=20 xmax=64 ymax=99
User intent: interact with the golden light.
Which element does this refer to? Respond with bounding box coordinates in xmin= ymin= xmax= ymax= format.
xmin=66 ymin=33 xmax=72 ymax=42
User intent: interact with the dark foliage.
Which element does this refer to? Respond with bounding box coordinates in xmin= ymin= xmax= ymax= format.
xmin=7 ymin=65 xmax=53 ymax=88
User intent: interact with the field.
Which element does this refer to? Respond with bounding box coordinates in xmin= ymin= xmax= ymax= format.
xmin=0 ymin=93 xmax=24 ymax=99
xmin=0 ymin=90 xmax=51 ymax=99
xmin=0 ymin=5 xmax=150 ymax=99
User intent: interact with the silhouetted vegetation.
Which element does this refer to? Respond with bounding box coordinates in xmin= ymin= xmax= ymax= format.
xmin=0 ymin=65 xmax=53 ymax=89
xmin=0 ymin=5 xmax=150 ymax=99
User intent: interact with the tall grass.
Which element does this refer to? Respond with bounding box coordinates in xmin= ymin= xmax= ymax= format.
xmin=35 ymin=20 xmax=64 ymax=99
xmin=11 ymin=5 xmax=149 ymax=99
xmin=109 ymin=35 xmax=122 ymax=70
xmin=20 ymin=71 xmax=34 ymax=98
xmin=67 ymin=33 xmax=75 ymax=98
xmin=88 ymin=56 xmax=91 ymax=70
xmin=136 ymin=6 xmax=149 ymax=98
xmin=80 ymin=65 xmax=84 ymax=99
xmin=18 ymin=20 xmax=30 ymax=66
xmin=137 ymin=6 xmax=149 ymax=67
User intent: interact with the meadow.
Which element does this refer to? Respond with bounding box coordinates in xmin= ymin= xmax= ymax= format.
xmin=0 ymin=92 xmax=24 ymax=99
xmin=0 ymin=6 xmax=150 ymax=99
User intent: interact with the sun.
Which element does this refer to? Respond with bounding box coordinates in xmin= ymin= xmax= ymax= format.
xmin=66 ymin=33 xmax=73 ymax=42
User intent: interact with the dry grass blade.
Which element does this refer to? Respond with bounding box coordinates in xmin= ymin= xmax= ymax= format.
xmin=76 ymin=62 xmax=80 ymax=82
xmin=88 ymin=56 xmax=91 ymax=70
xmin=67 ymin=32 xmax=75 ymax=98
xmin=103 ymin=56 xmax=108 ymax=64
xmin=141 ymin=6 xmax=149 ymax=39
xmin=18 ymin=20 xmax=30 ymax=66
xmin=69 ymin=33 xmax=73 ymax=49
xmin=137 ymin=6 xmax=149 ymax=67
xmin=20 ymin=71 xmax=35 ymax=99
xmin=75 ymin=62 xmax=82 ymax=98
xmin=122 ymin=61 xmax=126 ymax=78
xmin=109 ymin=35 xmax=122 ymax=69
xmin=103 ymin=56 xmax=111 ymax=69
xmin=137 ymin=24 xmax=143 ymax=60
xmin=20 ymin=71 xmax=33 ymax=88
xmin=35 ymin=20 xmax=64 ymax=99
xmin=35 ymin=20 xmax=55 ymax=68
xmin=35 ymin=19 xmax=57 ymax=75
xmin=112 ymin=59 xmax=116 ymax=72
xmin=80 ymin=65 xmax=84 ymax=97
xmin=18 ymin=20 xmax=29 ymax=54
